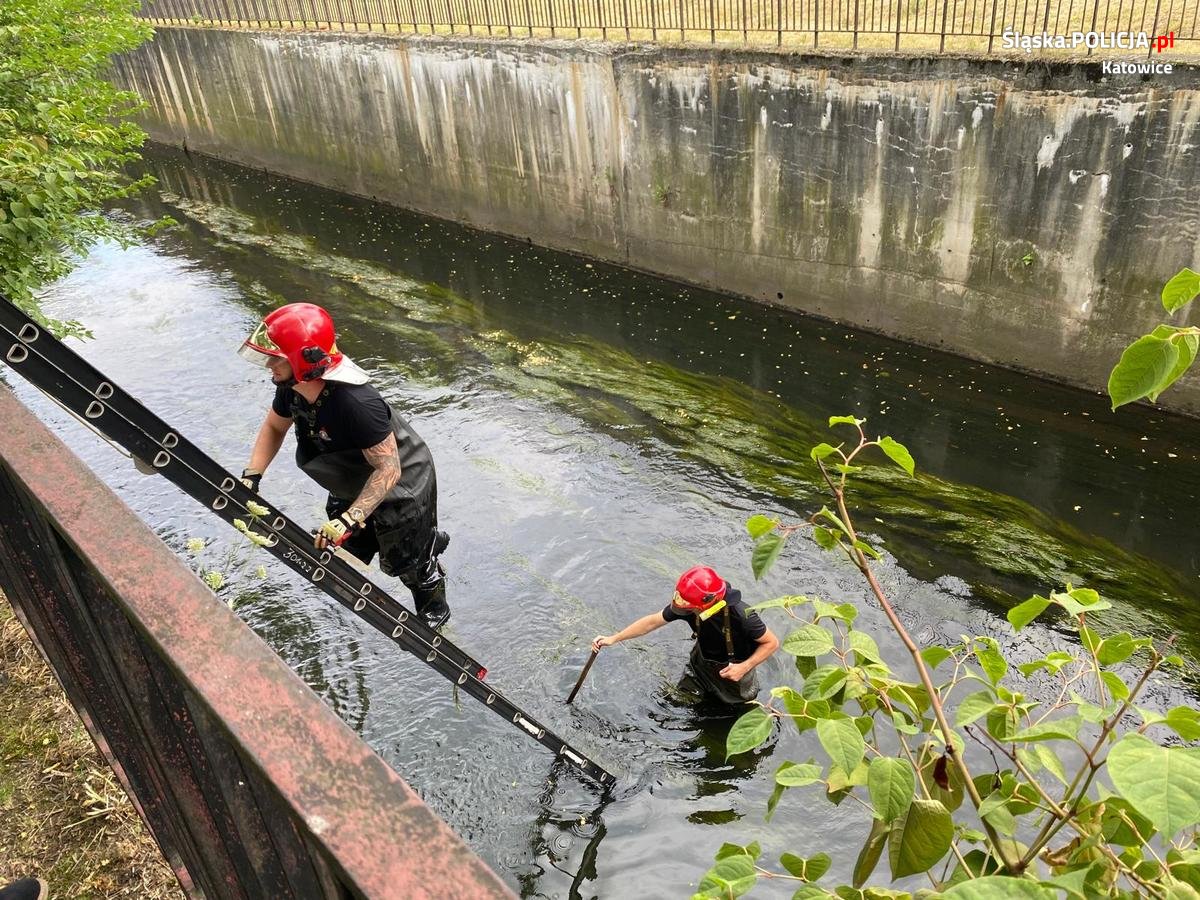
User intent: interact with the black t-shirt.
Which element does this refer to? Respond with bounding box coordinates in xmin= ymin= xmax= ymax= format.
xmin=272 ymin=382 xmax=434 ymax=504
xmin=273 ymin=382 xmax=392 ymax=461
xmin=662 ymin=586 xmax=767 ymax=662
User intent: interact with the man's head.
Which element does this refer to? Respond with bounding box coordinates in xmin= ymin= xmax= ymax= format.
xmin=238 ymin=302 xmax=370 ymax=385
xmin=672 ymin=565 xmax=727 ymax=614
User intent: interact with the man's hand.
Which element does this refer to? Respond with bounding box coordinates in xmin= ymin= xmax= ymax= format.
xmin=592 ymin=635 xmax=616 ymax=653
xmin=719 ymin=661 xmax=751 ymax=682
xmin=315 ymin=511 xmax=362 ymax=549
xmin=240 ymin=467 xmax=263 ymax=492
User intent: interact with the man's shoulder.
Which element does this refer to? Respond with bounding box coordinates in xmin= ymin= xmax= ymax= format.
xmin=327 ymin=381 xmax=387 ymax=411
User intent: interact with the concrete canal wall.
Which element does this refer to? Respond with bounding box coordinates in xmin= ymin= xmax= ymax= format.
xmin=114 ymin=29 xmax=1200 ymax=411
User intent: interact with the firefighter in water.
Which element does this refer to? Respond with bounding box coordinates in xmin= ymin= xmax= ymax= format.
xmin=237 ymin=302 xmax=451 ymax=629
xmin=592 ymin=565 xmax=779 ymax=704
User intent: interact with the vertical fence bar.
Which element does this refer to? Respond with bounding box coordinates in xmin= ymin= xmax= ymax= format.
xmin=939 ymin=0 xmax=949 ymax=47
xmin=853 ymin=0 xmax=858 ymax=45
xmin=775 ymin=0 xmax=781 ymax=43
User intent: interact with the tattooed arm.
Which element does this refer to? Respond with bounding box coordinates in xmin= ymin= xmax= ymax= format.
xmin=347 ymin=432 xmax=402 ymax=522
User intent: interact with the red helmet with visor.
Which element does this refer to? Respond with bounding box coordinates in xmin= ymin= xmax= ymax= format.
xmin=672 ymin=565 xmax=727 ymax=612
xmin=238 ymin=303 xmax=369 ymax=384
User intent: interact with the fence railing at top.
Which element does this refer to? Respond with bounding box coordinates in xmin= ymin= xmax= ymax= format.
xmin=138 ymin=0 xmax=1200 ymax=54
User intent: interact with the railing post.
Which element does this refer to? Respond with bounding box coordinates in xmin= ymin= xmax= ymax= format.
xmin=776 ymin=0 xmax=782 ymax=44
xmin=1149 ymin=0 xmax=1164 ymax=56
xmin=853 ymin=0 xmax=859 ymax=47
xmin=622 ymin=0 xmax=630 ymax=39
xmin=939 ymin=0 xmax=949 ymax=50
xmin=679 ymin=0 xmax=685 ymax=41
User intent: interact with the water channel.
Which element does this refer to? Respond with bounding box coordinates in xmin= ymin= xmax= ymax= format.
xmin=9 ymin=144 xmax=1200 ymax=897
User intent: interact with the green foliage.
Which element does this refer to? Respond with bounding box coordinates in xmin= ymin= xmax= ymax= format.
xmin=185 ymin=503 xmax=274 ymax=609
xmin=702 ymin=415 xmax=1198 ymax=898
xmin=0 ymin=0 xmax=161 ymax=336
xmin=1108 ymin=268 xmax=1200 ymax=409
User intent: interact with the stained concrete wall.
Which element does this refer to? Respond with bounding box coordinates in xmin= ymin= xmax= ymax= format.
xmin=113 ymin=29 xmax=1200 ymax=411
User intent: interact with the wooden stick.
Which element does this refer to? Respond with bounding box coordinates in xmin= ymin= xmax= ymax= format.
xmin=566 ymin=649 xmax=600 ymax=704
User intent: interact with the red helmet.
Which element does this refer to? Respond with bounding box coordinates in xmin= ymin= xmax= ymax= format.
xmin=672 ymin=565 xmax=727 ymax=611
xmin=239 ymin=303 xmax=369 ymax=384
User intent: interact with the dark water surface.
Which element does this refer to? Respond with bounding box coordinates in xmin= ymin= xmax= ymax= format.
xmin=9 ymin=144 xmax=1200 ymax=897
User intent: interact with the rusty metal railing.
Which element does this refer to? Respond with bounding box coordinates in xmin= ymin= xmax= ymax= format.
xmin=0 ymin=382 xmax=513 ymax=900
xmin=136 ymin=0 xmax=1200 ymax=54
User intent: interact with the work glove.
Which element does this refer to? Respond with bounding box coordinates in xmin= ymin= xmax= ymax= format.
xmin=240 ymin=467 xmax=263 ymax=493
xmin=315 ymin=511 xmax=364 ymax=549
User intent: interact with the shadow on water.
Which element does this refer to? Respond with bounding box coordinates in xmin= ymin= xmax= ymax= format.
xmin=14 ymin=141 xmax=1196 ymax=895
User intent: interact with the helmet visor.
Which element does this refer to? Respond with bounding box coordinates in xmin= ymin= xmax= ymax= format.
xmin=238 ymin=320 xmax=284 ymax=367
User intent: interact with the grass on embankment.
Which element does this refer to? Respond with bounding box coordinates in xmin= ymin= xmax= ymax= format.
xmin=0 ymin=594 xmax=182 ymax=899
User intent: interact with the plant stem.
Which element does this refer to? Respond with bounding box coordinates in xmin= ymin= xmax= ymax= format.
xmin=820 ymin=460 xmax=1021 ymax=874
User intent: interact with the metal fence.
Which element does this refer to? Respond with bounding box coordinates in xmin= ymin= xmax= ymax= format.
xmin=138 ymin=0 xmax=1199 ymax=53
xmin=0 ymin=382 xmax=513 ymax=900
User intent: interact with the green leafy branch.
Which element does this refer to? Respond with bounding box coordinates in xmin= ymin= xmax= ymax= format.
xmin=695 ymin=416 xmax=1199 ymax=900
xmin=1109 ymin=268 xmax=1200 ymax=410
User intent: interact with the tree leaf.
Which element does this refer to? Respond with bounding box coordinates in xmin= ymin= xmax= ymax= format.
xmin=852 ymin=817 xmax=889 ymax=888
xmin=955 ymin=690 xmax=997 ymax=727
xmin=812 ymin=526 xmax=838 ymax=550
xmin=751 ymin=533 xmax=785 ymax=580
xmin=941 ymin=876 xmax=1057 ymax=899
xmin=848 ymin=630 xmax=882 ymax=663
xmin=974 ymin=638 xmax=1008 ymax=684
xmin=810 ymin=442 xmax=839 ymax=463
xmin=780 ymin=852 xmax=831 ymax=881
xmin=1007 ymin=595 xmax=1051 ymax=631
xmin=695 ymin=854 xmax=758 ymax=899
xmin=1162 ymin=267 xmax=1200 ymax=313
xmin=817 ymin=717 xmax=866 ymax=776
xmin=868 ymin=757 xmax=916 ymax=823
xmin=877 ymin=436 xmax=915 ymax=476
xmin=1035 ymin=744 xmax=1068 ymax=785
xmin=1096 ymin=632 xmax=1149 ymax=666
xmin=852 ymin=539 xmax=882 ymax=561
xmin=1108 ymin=334 xmax=1182 ymax=410
xmin=1166 ymin=706 xmax=1200 ymax=741
xmin=888 ymin=798 xmax=953 ymax=879
xmin=775 ymin=760 xmax=824 ymax=787
xmin=783 ymin=624 xmax=836 ymax=658
xmin=746 ymin=514 xmax=778 ymax=539
xmin=750 ymin=595 xmax=811 ymax=611
xmin=1007 ymin=716 xmax=1083 ymax=742
xmin=1107 ymin=733 xmax=1200 ymax=837
xmin=921 ymin=646 xmax=953 ymax=669
xmin=726 ymin=706 xmax=772 ymax=758
xmin=1149 ymin=331 xmax=1199 ymax=403
xmin=1049 ymin=589 xmax=1113 ymax=617
xmin=716 ymin=841 xmax=761 ymax=860
xmin=829 ymin=415 xmax=865 ymax=428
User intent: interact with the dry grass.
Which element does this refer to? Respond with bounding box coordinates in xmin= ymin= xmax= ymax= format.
xmin=0 ymin=595 xmax=183 ymax=900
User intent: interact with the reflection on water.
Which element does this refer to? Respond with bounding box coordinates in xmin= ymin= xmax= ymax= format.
xmin=7 ymin=142 xmax=1197 ymax=896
